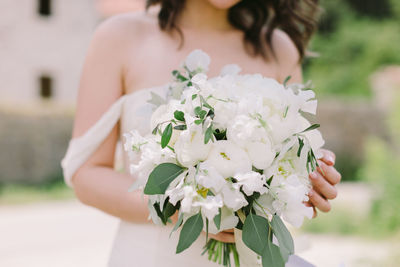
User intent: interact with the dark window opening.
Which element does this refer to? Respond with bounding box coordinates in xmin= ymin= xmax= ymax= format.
xmin=39 ymin=75 xmax=53 ymax=99
xmin=38 ymin=0 xmax=52 ymax=17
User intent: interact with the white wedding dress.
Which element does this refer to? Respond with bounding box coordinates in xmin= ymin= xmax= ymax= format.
xmin=61 ymin=85 xmax=315 ymax=267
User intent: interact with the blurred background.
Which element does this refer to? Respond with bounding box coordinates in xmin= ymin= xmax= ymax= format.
xmin=0 ymin=0 xmax=399 ymax=266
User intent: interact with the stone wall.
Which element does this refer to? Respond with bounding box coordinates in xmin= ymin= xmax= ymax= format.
xmin=0 ymin=107 xmax=73 ymax=184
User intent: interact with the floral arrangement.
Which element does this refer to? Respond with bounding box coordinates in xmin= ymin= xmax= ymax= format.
xmin=124 ymin=50 xmax=324 ymax=267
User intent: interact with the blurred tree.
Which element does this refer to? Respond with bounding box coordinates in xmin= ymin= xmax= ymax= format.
xmin=345 ymin=0 xmax=393 ymax=19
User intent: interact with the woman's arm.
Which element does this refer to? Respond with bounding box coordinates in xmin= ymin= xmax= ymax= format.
xmin=70 ymin=16 xmax=150 ymax=223
xmin=272 ymin=30 xmax=342 ymax=216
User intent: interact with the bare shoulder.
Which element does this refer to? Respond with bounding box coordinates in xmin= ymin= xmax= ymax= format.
xmin=270 ymin=29 xmax=300 ymax=67
xmin=91 ymin=11 xmax=158 ymax=47
xmin=269 ymin=29 xmax=302 ymax=82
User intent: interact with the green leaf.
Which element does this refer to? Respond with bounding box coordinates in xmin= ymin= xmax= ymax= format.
xmin=161 ymin=123 xmax=173 ymax=148
xmin=214 ymin=208 xmax=221 ymax=230
xmin=200 ymin=95 xmax=214 ymax=110
xmin=152 ymin=125 xmax=158 ymax=135
xmin=297 ymin=137 xmax=305 ymax=157
xmin=283 ymin=76 xmax=292 ymax=87
xmin=144 ymin=163 xmax=185 ymax=195
xmin=176 ymin=213 xmax=204 ymax=253
xmin=162 ymin=200 xmax=178 ymax=224
xmin=242 ymin=213 xmax=270 ymax=255
xmin=194 ymin=119 xmax=203 ymax=125
xmin=283 ymin=106 xmax=289 ymax=118
xmin=301 ymin=124 xmax=320 ymax=133
xmin=194 ymin=106 xmax=203 ymax=116
xmin=147 ymin=92 xmax=167 ymax=107
xmin=261 ymin=239 xmax=285 ymax=267
xmin=204 ymin=126 xmax=213 ymax=144
xmin=192 ymin=94 xmax=198 ymax=100
xmin=174 ymin=110 xmax=185 ymax=122
xmin=174 ymin=125 xmax=187 ymax=131
xmin=271 ymin=215 xmax=294 ymax=261
xmin=170 ymin=213 xmax=184 ymax=237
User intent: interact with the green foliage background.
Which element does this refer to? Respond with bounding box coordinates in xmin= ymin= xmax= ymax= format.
xmin=304 ymin=0 xmax=400 ymax=98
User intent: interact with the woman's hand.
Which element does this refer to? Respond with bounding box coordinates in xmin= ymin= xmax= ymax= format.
xmin=308 ymin=149 xmax=342 ymax=216
xmin=204 ymin=229 xmax=235 ymax=243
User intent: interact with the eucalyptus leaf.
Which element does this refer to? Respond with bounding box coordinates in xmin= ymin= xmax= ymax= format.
xmin=176 ymin=213 xmax=204 ymax=253
xmin=271 ymin=215 xmax=294 ymax=260
xmin=301 ymin=124 xmax=320 ymax=133
xmin=214 ymin=208 xmax=221 ymax=230
xmin=161 ymin=123 xmax=173 ymax=148
xmin=204 ymin=126 xmax=213 ymax=144
xmin=174 ymin=125 xmax=187 ymax=131
xmin=242 ymin=213 xmax=269 ymax=255
xmin=262 ymin=239 xmax=285 ymax=267
xmin=174 ymin=110 xmax=185 ymax=122
xmin=170 ymin=213 xmax=184 ymax=237
xmin=147 ymin=92 xmax=167 ymax=107
xmin=144 ymin=163 xmax=185 ymax=195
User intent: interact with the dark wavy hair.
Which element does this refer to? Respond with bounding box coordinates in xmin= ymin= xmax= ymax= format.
xmin=146 ymin=0 xmax=320 ymax=61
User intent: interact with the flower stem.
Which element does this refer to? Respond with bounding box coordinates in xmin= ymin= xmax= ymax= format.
xmin=203 ymin=239 xmax=240 ymax=267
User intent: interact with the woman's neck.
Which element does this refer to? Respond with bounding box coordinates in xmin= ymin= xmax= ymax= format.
xmin=178 ymin=0 xmax=233 ymax=32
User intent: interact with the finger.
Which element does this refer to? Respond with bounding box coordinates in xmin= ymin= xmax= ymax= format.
xmin=207 ymin=232 xmax=235 ymax=243
xmin=317 ymin=160 xmax=342 ymax=185
xmin=310 ymin=171 xmax=338 ymax=200
xmin=223 ymin=229 xmax=234 ymax=233
xmin=319 ymin=149 xmax=336 ymax=166
xmin=308 ymin=189 xmax=331 ymax=213
xmin=304 ymin=201 xmax=318 ymax=218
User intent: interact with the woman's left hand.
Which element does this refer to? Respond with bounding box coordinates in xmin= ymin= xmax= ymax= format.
xmin=307 ymin=149 xmax=342 ymax=217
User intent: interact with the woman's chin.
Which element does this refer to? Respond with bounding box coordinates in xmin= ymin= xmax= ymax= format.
xmin=207 ymin=0 xmax=240 ymax=9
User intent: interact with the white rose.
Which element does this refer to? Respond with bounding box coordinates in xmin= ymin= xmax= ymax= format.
xmin=204 ymin=140 xmax=252 ymax=178
xmin=193 ymin=195 xmax=223 ymax=221
xmin=235 ymin=171 xmax=268 ymax=196
xmin=196 ymin=161 xmax=227 ymax=193
xmin=174 ymin=125 xmax=212 ymax=167
xmin=180 ymin=186 xmax=199 ymax=214
xmin=184 ymin=49 xmax=211 ymax=73
xmin=245 ymin=140 xmax=275 ymax=170
xmin=221 ymin=183 xmax=248 ymax=211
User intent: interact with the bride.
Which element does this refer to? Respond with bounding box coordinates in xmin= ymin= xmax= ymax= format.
xmin=62 ymin=0 xmax=342 ymax=266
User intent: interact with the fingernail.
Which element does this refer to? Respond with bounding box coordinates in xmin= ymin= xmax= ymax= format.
xmin=309 ymin=172 xmax=317 ymax=179
xmin=326 ymin=155 xmax=335 ymax=165
xmin=308 ymin=190 xmax=314 ymax=197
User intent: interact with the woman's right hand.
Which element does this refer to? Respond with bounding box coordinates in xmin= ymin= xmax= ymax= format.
xmin=205 ymin=229 xmax=235 ymax=243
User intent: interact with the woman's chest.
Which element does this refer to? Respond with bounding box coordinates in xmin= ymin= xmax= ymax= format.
xmin=122 ymin=31 xmax=280 ymax=94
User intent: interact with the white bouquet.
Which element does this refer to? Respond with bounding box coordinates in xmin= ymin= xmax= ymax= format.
xmin=124 ymin=50 xmax=324 ymax=267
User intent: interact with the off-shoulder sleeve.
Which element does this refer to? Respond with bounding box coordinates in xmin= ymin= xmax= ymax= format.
xmin=61 ymin=95 xmax=127 ymax=187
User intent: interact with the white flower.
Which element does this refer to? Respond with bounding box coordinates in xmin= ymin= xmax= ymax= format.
xmin=226 ymin=114 xmax=266 ymax=146
xmin=204 ymin=140 xmax=252 ymax=178
xmin=184 ymin=49 xmax=211 ymax=73
xmin=235 ymin=171 xmax=268 ymax=196
xmin=245 ymin=141 xmax=275 ymax=170
xmin=221 ymin=183 xmax=248 ymax=211
xmin=193 ymin=195 xmax=223 ymax=221
xmin=220 ymin=64 xmax=241 ymax=76
xmin=174 ymin=125 xmax=212 ymax=167
xmin=208 ymin=206 xmax=239 ymax=234
xmin=196 ymin=161 xmax=226 ymax=193
xmin=180 ymin=186 xmax=199 ymax=214
xmin=297 ymin=117 xmax=325 ymax=152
